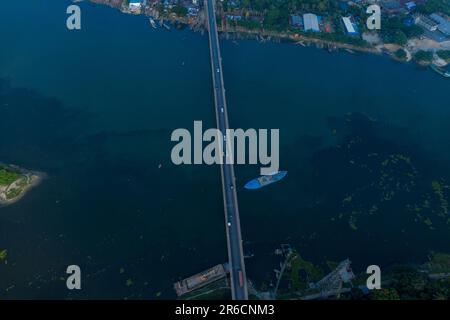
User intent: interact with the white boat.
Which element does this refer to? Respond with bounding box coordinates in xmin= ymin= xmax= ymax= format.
xmin=431 ymin=64 xmax=450 ymax=78
xmin=149 ymin=18 xmax=157 ymax=29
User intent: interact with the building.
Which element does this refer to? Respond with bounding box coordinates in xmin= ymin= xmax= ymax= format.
xmin=291 ymin=15 xmax=302 ymax=28
xmin=430 ymin=13 xmax=450 ymax=36
xmin=303 ymin=13 xmax=320 ymax=32
xmin=405 ymin=1 xmax=416 ymax=11
xmin=342 ymin=16 xmax=359 ymax=35
xmin=415 ymin=14 xmax=439 ymax=32
xmin=129 ymin=0 xmax=142 ymax=14
xmin=415 ymin=13 xmax=450 ymax=42
xmin=381 ymin=0 xmax=403 ymax=14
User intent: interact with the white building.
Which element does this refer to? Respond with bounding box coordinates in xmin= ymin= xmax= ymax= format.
xmin=415 ymin=14 xmax=439 ymax=32
xmin=430 ymin=13 xmax=450 ymax=36
xmin=303 ymin=13 xmax=319 ymax=32
xmin=129 ymin=0 xmax=142 ymax=13
xmin=342 ymin=17 xmax=358 ymax=35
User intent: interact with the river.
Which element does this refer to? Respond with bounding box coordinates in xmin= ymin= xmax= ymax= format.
xmin=0 ymin=0 xmax=449 ymax=298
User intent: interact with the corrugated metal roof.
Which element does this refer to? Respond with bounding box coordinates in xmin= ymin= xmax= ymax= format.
xmin=342 ymin=17 xmax=356 ymax=34
xmin=430 ymin=14 xmax=450 ymax=35
xmin=291 ymin=15 xmax=302 ymax=26
xmin=303 ymin=13 xmax=319 ymax=32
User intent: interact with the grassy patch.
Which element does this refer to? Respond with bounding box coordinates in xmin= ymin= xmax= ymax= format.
xmin=289 ymin=252 xmax=324 ymax=290
xmin=6 ymin=188 xmax=21 ymax=200
xmin=0 ymin=249 xmax=7 ymax=261
xmin=0 ymin=167 xmax=20 ymax=186
xmin=425 ymin=252 xmax=450 ymax=273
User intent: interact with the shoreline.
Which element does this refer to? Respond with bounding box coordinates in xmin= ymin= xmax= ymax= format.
xmin=87 ymin=0 xmax=449 ymax=70
xmin=0 ymin=164 xmax=46 ymax=207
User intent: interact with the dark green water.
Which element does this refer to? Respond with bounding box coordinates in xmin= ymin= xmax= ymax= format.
xmin=0 ymin=1 xmax=449 ymax=298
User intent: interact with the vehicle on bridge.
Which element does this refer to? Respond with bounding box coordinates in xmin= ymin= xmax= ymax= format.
xmin=238 ymin=270 xmax=244 ymax=288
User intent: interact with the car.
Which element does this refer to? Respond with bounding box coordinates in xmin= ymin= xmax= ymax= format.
xmin=221 ymin=108 xmax=224 ymax=113
xmin=227 ymin=222 xmax=232 ymax=227
xmin=238 ymin=270 xmax=244 ymax=287
xmin=217 ymin=68 xmax=220 ymax=73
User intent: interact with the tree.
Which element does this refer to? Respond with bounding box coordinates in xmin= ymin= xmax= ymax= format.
xmin=171 ymin=5 xmax=188 ymax=17
xmin=391 ymin=266 xmax=427 ymax=299
xmin=395 ymin=48 xmax=407 ymax=60
xmin=370 ymin=288 xmax=400 ymax=300
xmin=437 ymin=50 xmax=450 ymax=62
xmin=417 ymin=0 xmax=450 ymax=16
xmin=393 ymin=30 xmax=408 ymax=46
xmin=414 ymin=50 xmax=433 ymax=63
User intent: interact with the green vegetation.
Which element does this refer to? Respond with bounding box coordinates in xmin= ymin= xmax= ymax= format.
xmin=270 ymin=247 xmax=450 ymax=300
xmin=289 ymin=252 xmax=324 ymax=291
xmin=395 ymin=48 xmax=407 ymax=60
xmin=353 ymin=255 xmax=450 ymax=300
xmin=417 ymin=0 xmax=450 ymax=16
xmin=226 ymin=0 xmax=338 ymax=32
xmin=299 ymin=30 xmax=368 ymax=47
xmin=369 ymin=288 xmax=400 ymax=300
xmin=236 ymin=19 xmax=261 ymax=30
xmin=0 ymin=249 xmax=7 ymax=261
xmin=0 ymin=165 xmax=40 ymax=204
xmin=0 ymin=167 xmax=20 ymax=186
xmin=237 ymin=0 xmax=333 ymax=14
xmin=6 ymin=188 xmax=21 ymax=200
xmin=424 ymin=252 xmax=450 ymax=274
xmin=437 ymin=50 xmax=450 ymax=62
xmin=171 ymin=5 xmax=188 ymax=17
xmin=223 ymin=0 xmax=423 ymax=47
xmin=414 ymin=50 xmax=433 ymax=63
xmin=126 ymin=278 xmax=133 ymax=287
xmin=382 ymin=265 xmax=450 ymax=300
xmin=380 ymin=17 xmax=423 ymax=45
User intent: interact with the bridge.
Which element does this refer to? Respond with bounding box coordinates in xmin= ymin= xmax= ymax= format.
xmin=205 ymin=0 xmax=248 ymax=300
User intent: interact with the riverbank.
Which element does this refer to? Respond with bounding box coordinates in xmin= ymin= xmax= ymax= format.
xmin=2 ymin=0 xmax=450 ymax=298
xmin=87 ymin=0 xmax=450 ymax=69
xmin=0 ymin=164 xmax=45 ymax=207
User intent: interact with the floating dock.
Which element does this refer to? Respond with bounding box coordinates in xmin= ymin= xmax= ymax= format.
xmin=174 ymin=264 xmax=229 ymax=297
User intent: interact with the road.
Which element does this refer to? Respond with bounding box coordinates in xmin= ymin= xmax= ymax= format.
xmin=204 ymin=0 xmax=248 ymax=300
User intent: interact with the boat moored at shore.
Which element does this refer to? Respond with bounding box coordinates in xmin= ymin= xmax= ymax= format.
xmin=431 ymin=64 xmax=450 ymax=78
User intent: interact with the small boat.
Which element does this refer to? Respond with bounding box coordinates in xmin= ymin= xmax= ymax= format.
xmin=149 ymin=18 xmax=157 ymax=29
xmin=244 ymin=171 xmax=288 ymax=190
xmin=431 ymin=64 xmax=450 ymax=78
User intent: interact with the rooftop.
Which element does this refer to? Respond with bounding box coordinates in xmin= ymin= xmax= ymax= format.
xmin=303 ymin=13 xmax=319 ymax=32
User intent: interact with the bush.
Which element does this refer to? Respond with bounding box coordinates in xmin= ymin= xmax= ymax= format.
xmin=437 ymin=50 xmax=450 ymax=62
xmin=370 ymin=288 xmax=400 ymax=300
xmin=171 ymin=5 xmax=188 ymax=17
xmin=395 ymin=48 xmax=407 ymax=60
xmin=414 ymin=50 xmax=433 ymax=62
